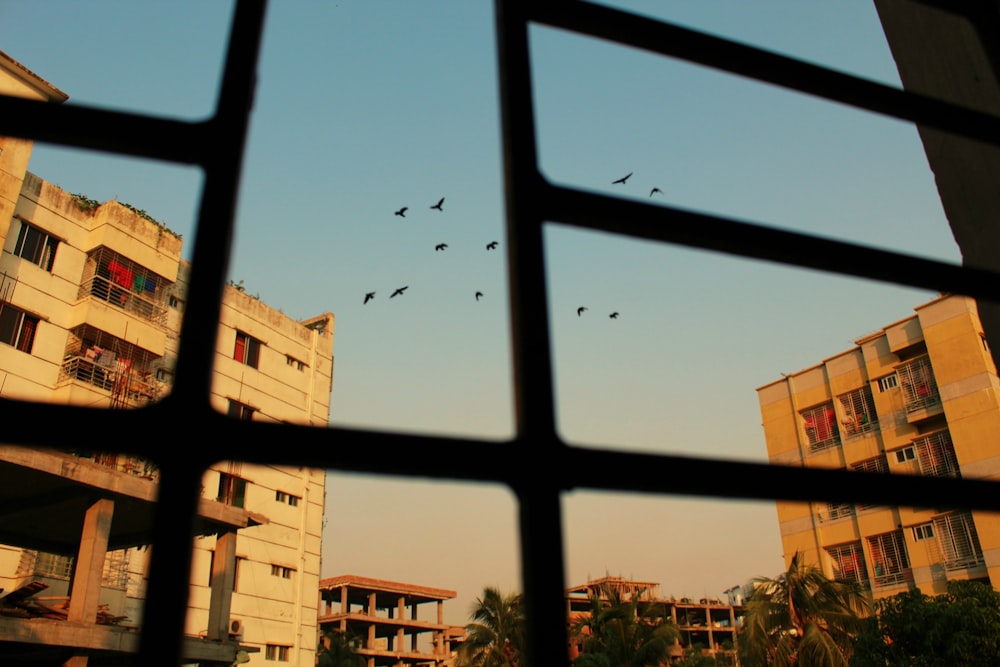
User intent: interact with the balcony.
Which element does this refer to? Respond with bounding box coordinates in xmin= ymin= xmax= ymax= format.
xmin=78 ymin=274 xmax=168 ymax=328
xmin=58 ymin=354 xmax=162 ymax=407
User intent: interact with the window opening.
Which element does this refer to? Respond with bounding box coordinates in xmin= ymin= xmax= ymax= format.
xmin=233 ymin=331 xmax=261 ymax=368
xmin=800 ymin=402 xmax=841 ymax=452
xmin=867 ymin=531 xmax=910 ymax=587
xmin=13 ymin=219 xmax=58 ymax=271
xmin=837 ymin=386 xmax=878 ymax=436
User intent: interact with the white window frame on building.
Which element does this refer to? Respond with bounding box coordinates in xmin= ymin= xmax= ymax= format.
xmin=0 ymin=303 xmax=39 ymax=354
xmin=233 ymin=331 xmax=261 ymax=368
xmin=13 ymin=218 xmax=59 ymax=271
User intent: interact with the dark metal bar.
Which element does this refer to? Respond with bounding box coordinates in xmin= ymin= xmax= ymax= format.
xmin=531 ymin=1 xmax=1000 ymax=148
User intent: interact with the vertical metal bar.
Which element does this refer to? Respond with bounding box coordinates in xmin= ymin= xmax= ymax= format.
xmin=494 ymin=2 xmax=569 ymax=666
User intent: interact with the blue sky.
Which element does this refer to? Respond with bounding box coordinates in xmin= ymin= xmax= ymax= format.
xmin=1 ymin=2 xmax=962 ymax=624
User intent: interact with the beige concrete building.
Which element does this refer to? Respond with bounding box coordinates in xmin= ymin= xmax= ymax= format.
xmin=318 ymin=575 xmax=460 ymax=667
xmin=757 ymin=294 xmax=1000 ymax=600
xmin=565 ymin=576 xmax=743 ymax=665
xmin=0 ymin=51 xmax=334 ymax=666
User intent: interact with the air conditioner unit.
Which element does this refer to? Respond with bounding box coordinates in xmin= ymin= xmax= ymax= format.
xmin=229 ymin=618 xmax=244 ymax=637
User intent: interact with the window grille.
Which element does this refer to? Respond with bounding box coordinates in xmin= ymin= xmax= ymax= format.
xmin=5 ymin=4 xmax=1000 ymax=666
xmin=837 ymin=386 xmax=878 ymax=436
xmin=824 ymin=502 xmax=855 ymax=522
xmin=78 ymin=247 xmax=169 ymax=327
xmin=896 ymin=355 xmax=941 ymax=412
xmin=33 ymin=551 xmax=75 ymax=580
xmin=933 ymin=511 xmax=985 ymax=570
xmin=800 ymin=402 xmax=841 ymax=452
xmin=825 ymin=542 xmax=868 ymax=587
xmin=913 ymin=431 xmax=960 ymax=477
xmin=102 ymin=548 xmax=130 ymax=590
xmin=867 ymin=531 xmax=910 ymax=587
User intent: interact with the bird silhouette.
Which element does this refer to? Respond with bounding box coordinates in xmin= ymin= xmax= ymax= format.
xmin=609 ymin=312 xmax=619 ymax=319
xmin=394 ymin=207 xmax=408 ymax=217
xmin=390 ymin=286 xmax=408 ymax=298
xmin=577 ymin=307 xmax=588 ymax=316
xmin=363 ymin=292 xmax=375 ymax=304
xmin=435 ymin=243 xmax=448 ymax=251
xmin=430 ymin=197 xmax=445 ymax=211
xmin=475 ymin=291 xmax=484 ymax=301
xmin=649 ymin=187 xmax=662 ymax=197
xmin=486 ymin=241 xmax=498 ymax=250
xmin=612 ymin=172 xmax=632 ymax=185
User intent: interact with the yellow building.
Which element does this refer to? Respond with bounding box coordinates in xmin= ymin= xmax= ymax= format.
xmin=757 ymin=293 xmax=1000 ymax=599
xmin=0 ymin=51 xmax=334 ymax=666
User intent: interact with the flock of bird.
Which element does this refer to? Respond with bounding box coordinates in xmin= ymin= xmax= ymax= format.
xmin=364 ymin=173 xmax=659 ymax=319
xmin=365 ymin=196 xmax=500 ymax=307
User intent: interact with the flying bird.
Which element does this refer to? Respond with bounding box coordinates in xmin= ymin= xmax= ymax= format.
xmin=363 ymin=291 xmax=375 ymax=304
xmin=649 ymin=187 xmax=662 ymax=197
xmin=475 ymin=291 xmax=484 ymax=301
xmin=577 ymin=307 xmax=588 ymax=316
xmin=390 ymin=286 xmax=408 ymax=298
xmin=609 ymin=312 xmax=619 ymax=319
xmin=430 ymin=197 xmax=445 ymax=211
xmin=612 ymin=172 xmax=633 ymax=185
xmin=486 ymin=241 xmax=498 ymax=250
xmin=394 ymin=207 xmax=408 ymax=217
xmin=435 ymin=243 xmax=448 ymax=251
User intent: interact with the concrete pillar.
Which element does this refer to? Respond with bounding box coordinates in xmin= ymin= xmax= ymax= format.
xmin=68 ymin=498 xmax=114 ymax=623
xmin=206 ymin=530 xmax=238 ymax=641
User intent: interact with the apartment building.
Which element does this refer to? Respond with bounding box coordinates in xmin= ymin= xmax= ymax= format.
xmin=757 ymin=293 xmax=1000 ymax=599
xmin=317 ymin=575 xmax=460 ymax=667
xmin=0 ymin=51 xmax=334 ymax=666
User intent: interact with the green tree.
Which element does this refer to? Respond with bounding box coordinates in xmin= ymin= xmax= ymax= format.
xmin=457 ymin=587 xmax=525 ymax=667
xmin=317 ymin=629 xmax=364 ymax=667
xmin=738 ymin=551 xmax=870 ymax=666
xmin=572 ymin=583 xmax=680 ymax=667
xmin=851 ymin=579 xmax=1000 ymax=666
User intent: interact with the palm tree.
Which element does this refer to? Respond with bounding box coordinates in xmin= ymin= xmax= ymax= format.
xmin=572 ymin=582 xmax=680 ymax=667
xmin=457 ymin=586 xmax=525 ymax=667
xmin=738 ymin=551 xmax=871 ymax=666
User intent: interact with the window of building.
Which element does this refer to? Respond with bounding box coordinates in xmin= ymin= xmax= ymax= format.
xmin=896 ymin=355 xmax=940 ymax=412
xmin=285 ymin=355 xmax=305 ymax=371
xmin=825 ymin=502 xmax=855 ymax=521
xmin=913 ymin=431 xmax=960 ymax=477
xmin=837 ymin=386 xmax=878 ymax=436
xmin=867 ymin=531 xmax=910 ymax=587
xmin=265 ymin=644 xmax=291 ymax=661
xmin=227 ymin=399 xmax=255 ymax=421
xmin=102 ymin=548 xmax=129 ymax=590
xmin=270 ymin=564 xmax=294 ymax=579
xmin=0 ymin=303 xmax=38 ymax=353
xmin=233 ymin=331 xmax=261 ymax=368
xmin=825 ymin=541 xmax=869 ymax=587
xmin=275 ymin=490 xmax=301 ymax=506
xmin=217 ymin=473 xmax=247 ymax=508
xmin=933 ymin=511 xmax=985 ymax=570
xmin=13 ymin=219 xmax=58 ymax=271
xmin=168 ymin=294 xmax=181 ymax=309
xmin=800 ymin=402 xmax=840 ymax=452
xmin=893 ymin=446 xmax=916 ymax=464
xmin=877 ymin=374 xmax=898 ymax=392
xmin=913 ymin=523 xmax=935 ymax=541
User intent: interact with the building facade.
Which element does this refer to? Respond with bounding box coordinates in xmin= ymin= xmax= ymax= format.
xmin=0 ymin=51 xmax=334 ymax=666
xmin=565 ymin=576 xmax=743 ymax=665
xmin=757 ymin=294 xmax=1000 ymax=600
xmin=318 ymin=575 xmax=460 ymax=667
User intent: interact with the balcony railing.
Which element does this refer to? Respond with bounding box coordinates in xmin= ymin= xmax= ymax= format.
xmin=78 ymin=274 xmax=168 ymax=327
xmin=58 ymin=355 xmax=162 ymax=407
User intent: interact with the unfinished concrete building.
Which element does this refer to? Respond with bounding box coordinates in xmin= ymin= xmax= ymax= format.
xmin=318 ymin=575 xmax=459 ymax=667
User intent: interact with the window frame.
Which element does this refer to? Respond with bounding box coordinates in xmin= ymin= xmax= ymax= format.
xmin=233 ymin=330 xmax=261 ymax=368
xmin=13 ymin=218 xmax=59 ymax=271
xmin=0 ymin=302 xmax=39 ymax=353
